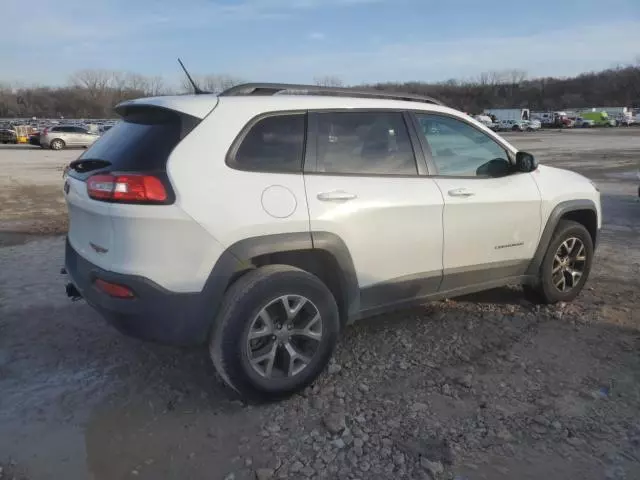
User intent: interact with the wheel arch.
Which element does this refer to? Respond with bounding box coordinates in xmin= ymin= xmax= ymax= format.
xmin=526 ymin=199 xmax=598 ymax=276
xmin=202 ymin=232 xmax=359 ymax=332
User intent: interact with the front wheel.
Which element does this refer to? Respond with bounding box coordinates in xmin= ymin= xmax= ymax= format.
xmin=210 ymin=265 xmax=340 ymax=401
xmin=526 ymin=220 xmax=594 ymax=304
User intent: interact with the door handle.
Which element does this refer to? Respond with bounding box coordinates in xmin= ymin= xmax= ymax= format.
xmin=448 ymin=188 xmax=475 ymax=197
xmin=317 ymin=190 xmax=358 ymax=201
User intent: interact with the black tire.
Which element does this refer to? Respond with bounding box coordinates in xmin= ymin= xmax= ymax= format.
xmin=210 ymin=265 xmax=340 ymax=401
xmin=526 ymin=220 xmax=594 ymax=304
xmin=50 ymin=139 xmax=65 ymax=150
xmin=512 ymin=125 xmax=520 ymax=131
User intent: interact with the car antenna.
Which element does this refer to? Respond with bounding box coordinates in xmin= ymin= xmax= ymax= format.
xmin=177 ymin=58 xmax=208 ymax=94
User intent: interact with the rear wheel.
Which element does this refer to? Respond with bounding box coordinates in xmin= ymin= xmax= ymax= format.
xmin=210 ymin=265 xmax=340 ymax=401
xmin=525 ymin=220 xmax=594 ymax=304
xmin=50 ymin=139 xmax=65 ymax=150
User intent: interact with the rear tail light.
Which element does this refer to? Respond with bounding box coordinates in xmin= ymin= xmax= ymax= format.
xmin=87 ymin=174 xmax=168 ymax=203
xmin=94 ymin=278 xmax=135 ymax=299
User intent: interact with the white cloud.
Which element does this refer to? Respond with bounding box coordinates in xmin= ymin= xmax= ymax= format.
xmin=308 ymin=32 xmax=326 ymax=40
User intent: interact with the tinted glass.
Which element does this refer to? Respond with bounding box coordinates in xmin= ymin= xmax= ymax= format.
xmin=77 ymin=107 xmax=199 ymax=172
xmin=72 ymin=127 xmax=88 ymax=134
xmin=316 ymin=112 xmax=417 ymax=175
xmin=416 ymin=114 xmax=509 ymax=177
xmin=232 ymin=114 xmax=305 ymax=173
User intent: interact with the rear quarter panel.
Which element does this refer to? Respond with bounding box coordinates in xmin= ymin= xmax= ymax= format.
xmin=167 ymin=99 xmax=311 ymax=250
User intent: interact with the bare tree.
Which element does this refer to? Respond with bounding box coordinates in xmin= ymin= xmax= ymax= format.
xmin=70 ymin=69 xmax=114 ymax=98
xmin=313 ymin=75 xmax=344 ymax=87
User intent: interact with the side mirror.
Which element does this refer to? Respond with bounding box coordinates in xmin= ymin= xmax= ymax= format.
xmin=515 ymin=151 xmax=538 ymax=172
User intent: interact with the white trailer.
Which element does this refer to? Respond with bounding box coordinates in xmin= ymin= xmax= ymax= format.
xmin=483 ymin=108 xmax=530 ymax=122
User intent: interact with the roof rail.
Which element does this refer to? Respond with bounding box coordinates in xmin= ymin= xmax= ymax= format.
xmin=219 ymin=83 xmax=445 ymax=106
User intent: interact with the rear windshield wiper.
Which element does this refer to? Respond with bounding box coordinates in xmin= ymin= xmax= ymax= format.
xmin=68 ymin=159 xmax=112 ymax=173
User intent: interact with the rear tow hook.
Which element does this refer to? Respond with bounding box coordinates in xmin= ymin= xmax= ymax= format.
xmin=65 ymin=283 xmax=82 ymax=301
xmin=61 ymin=267 xmax=82 ymax=302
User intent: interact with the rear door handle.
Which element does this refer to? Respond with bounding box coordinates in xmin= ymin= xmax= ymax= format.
xmin=317 ymin=190 xmax=358 ymax=201
xmin=448 ymin=188 xmax=475 ymax=197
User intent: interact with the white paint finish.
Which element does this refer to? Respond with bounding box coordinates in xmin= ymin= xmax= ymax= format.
xmin=168 ymin=99 xmax=311 ymax=249
xmin=434 ymin=173 xmax=542 ymax=270
xmin=66 ymin=176 xmax=113 ymax=268
xmin=66 ymin=176 xmax=225 ymax=292
xmin=105 ymin=203 xmax=226 ymax=292
xmin=261 ymin=185 xmax=297 ymax=219
xmin=304 ymin=175 xmax=444 ymax=287
xmin=532 ymin=165 xmax=602 ymax=229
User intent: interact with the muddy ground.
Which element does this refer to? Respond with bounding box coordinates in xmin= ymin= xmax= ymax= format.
xmin=0 ymin=129 xmax=639 ymax=480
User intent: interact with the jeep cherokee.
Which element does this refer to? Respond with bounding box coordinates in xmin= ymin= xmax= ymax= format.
xmin=63 ymin=83 xmax=601 ymax=400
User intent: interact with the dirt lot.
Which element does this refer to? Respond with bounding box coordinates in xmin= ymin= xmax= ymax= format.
xmin=0 ymin=130 xmax=639 ymax=480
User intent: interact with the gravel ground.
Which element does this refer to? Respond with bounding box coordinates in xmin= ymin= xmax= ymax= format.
xmin=0 ymin=145 xmax=77 ymax=246
xmin=0 ymin=130 xmax=639 ymax=480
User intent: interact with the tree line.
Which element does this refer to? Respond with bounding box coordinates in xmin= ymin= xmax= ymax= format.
xmin=1 ymin=64 xmax=639 ymax=119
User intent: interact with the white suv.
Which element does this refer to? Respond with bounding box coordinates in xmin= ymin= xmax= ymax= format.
xmin=63 ymin=83 xmax=601 ymax=400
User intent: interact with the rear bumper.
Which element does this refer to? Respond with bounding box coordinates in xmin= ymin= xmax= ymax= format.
xmin=64 ymin=238 xmax=214 ymax=346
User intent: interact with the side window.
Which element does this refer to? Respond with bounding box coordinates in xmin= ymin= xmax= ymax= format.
xmin=315 ymin=111 xmax=417 ymax=175
xmin=415 ymin=114 xmax=511 ymax=177
xmin=72 ymin=127 xmax=87 ymax=134
xmin=231 ymin=113 xmax=305 ymax=173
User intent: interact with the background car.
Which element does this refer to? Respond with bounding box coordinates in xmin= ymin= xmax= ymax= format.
xmin=40 ymin=125 xmax=99 ymax=150
xmin=28 ymin=131 xmax=42 ymax=146
xmin=498 ymin=119 xmax=526 ymax=131
xmin=0 ymin=127 xmax=17 ymax=144
xmin=524 ymin=119 xmax=542 ymax=131
xmin=574 ymin=117 xmax=595 ymax=128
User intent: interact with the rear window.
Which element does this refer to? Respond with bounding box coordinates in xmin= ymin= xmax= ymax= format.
xmin=76 ymin=107 xmax=199 ymax=172
xmin=228 ymin=113 xmax=306 ymax=173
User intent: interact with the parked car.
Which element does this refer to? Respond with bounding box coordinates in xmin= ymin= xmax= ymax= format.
xmin=63 ymin=83 xmax=601 ymax=400
xmin=28 ymin=131 xmax=42 ymax=146
xmin=574 ymin=117 xmax=595 ymax=128
xmin=524 ymin=119 xmax=541 ymax=131
xmin=498 ymin=119 xmax=526 ymax=131
xmin=40 ymin=125 xmax=99 ymax=150
xmin=615 ymin=115 xmax=635 ymax=127
xmin=0 ymin=127 xmax=17 ymax=144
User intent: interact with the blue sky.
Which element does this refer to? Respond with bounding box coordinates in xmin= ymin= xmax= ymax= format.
xmin=2 ymin=0 xmax=639 ymax=86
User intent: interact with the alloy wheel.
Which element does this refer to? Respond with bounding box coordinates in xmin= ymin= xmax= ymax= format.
xmin=246 ymin=295 xmax=323 ymax=379
xmin=551 ymin=237 xmax=586 ymax=292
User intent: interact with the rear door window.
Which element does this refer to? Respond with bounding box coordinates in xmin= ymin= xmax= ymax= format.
xmin=314 ymin=111 xmax=418 ymax=175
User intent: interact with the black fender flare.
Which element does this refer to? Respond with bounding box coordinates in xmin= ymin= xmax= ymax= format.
xmin=201 ymin=231 xmax=360 ymax=331
xmin=526 ymin=199 xmax=598 ymax=276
